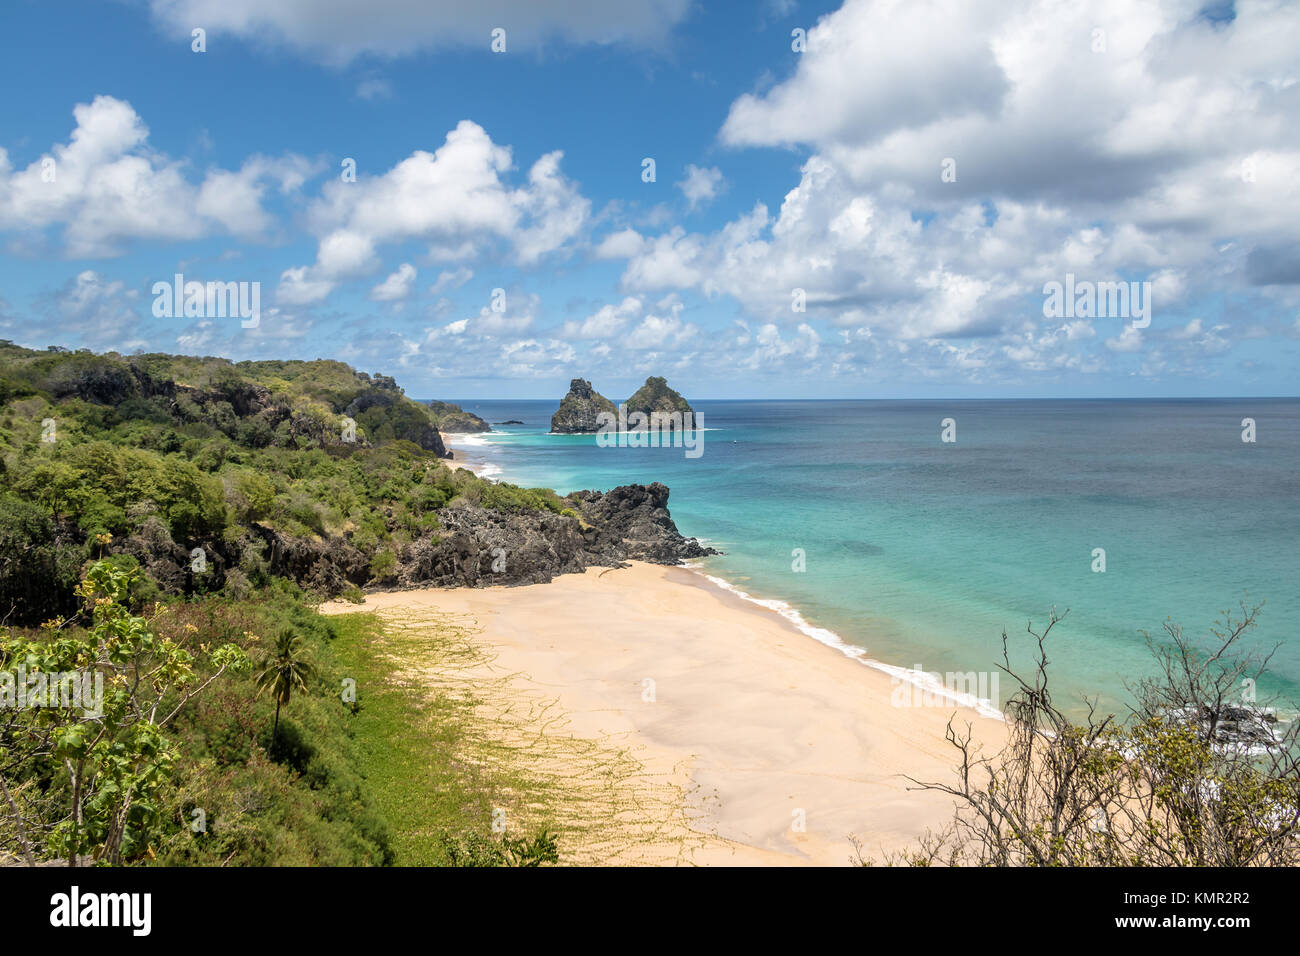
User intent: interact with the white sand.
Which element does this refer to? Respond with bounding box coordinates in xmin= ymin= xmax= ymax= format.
xmin=440 ymin=435 xmax=488 ymax=476
xmin=324 ymin=562 xmax=1006 ymax=865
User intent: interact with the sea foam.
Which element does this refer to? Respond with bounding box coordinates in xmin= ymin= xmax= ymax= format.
xmin=682 ymin=563 xmax=1005 ymax=720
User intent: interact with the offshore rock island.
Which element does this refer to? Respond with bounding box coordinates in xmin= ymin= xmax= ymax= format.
xmin=549 ymin=378 xmax=617 ymax=433
xmin=550 ymin=375 xmax=696 ymax=433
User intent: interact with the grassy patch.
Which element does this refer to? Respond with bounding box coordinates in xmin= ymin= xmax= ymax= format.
xmin=325 ymin=611 xmax=520 ymax=865
xmin=326 ymin=604 xmax=720 ymax=866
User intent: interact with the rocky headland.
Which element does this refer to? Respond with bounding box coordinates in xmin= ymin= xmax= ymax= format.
xmin=118 ymin=479 xmax=718 ymax=598
xmin=0 ymin=343 xmax=719 ymax=625
xmin=426 ymin=400 xmax=491 ymax=433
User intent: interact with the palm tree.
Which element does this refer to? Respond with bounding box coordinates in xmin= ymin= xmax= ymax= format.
xmin=255 ymin=629 xmax=314 ymax=744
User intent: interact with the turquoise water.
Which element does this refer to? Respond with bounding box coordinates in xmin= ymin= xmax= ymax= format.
xmin=441 ymin=399 xmax=1300 ymax=714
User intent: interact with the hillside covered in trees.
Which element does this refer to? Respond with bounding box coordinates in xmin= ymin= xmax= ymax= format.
xmin=0 ymin=342 xmax=709 ymax=628
xmin=0 ymin=343 xmax=711 ymax=866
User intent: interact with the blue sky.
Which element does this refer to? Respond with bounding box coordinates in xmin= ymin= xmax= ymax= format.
xmin=1 ymin=0 xmax=1298 ymax=399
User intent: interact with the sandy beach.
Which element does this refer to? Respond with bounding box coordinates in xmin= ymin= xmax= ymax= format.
xmin=323 ymin=561 xmax=1006 ymax=866
xmin=441 ymin=435 xmax=493 ymax=477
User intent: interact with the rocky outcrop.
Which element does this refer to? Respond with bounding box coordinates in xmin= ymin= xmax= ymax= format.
xmin=98 ymin=479 xmax=717 ymax=598
xmin=426 ymin=401 xmax=491 ymax=433
xmin=113 ymin=519 xmax=373 ymax=600
xmin=550 ymin=378 xmax=616 ymax=434
xmin=344 ymin=386 xmax=448 ymax=456
xmin=625 ymin=376 xmax=695 ymax=428
xmin=249 ymin=524 xmax=371 ymax=592
xmin=119 ymin=517 xmax=195 ymax=593
xmin=549 ymin=376 xmax=696 ymax=433
xmin=569 ymin=482 xmax=717 ymax=563
xmin=398 ymin=507 xmax=589 ymax=588
xmin=47 ymin=356 xmax=140 ymax=405
xmin=390 ymin=482 xmax=718 ymax=590
xmin=1166 ymin=703 xmax=1283 ymax=750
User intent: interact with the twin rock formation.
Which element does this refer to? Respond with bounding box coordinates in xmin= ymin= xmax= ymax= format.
xmin=550 ymin=376 xmax=695 ymax=434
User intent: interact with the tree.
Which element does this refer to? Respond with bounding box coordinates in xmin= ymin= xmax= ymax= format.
xmin=883 ymin=604 xmax=1300 ymax=867
xmin=0 ymin=561 xmax=250 ymax=865
xmin=0 ymin=492 xmax=83 ymax=625
xmin=254 ymin=630 xmax=314 ymax=745
xmin=234 ymin=470 xmax=276 ymax=523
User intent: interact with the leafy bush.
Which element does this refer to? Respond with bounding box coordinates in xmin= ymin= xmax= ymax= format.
xmin=439 ymin=827 xmax=560 ymax=867
xmin=0 ymin=491 xmax=84 ymax=623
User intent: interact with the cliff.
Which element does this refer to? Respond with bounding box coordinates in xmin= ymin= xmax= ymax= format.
xmin=625 ymin=376 xmax=694 ymax=427
xmin=0 ymin=342 xmax=718 ymax=624
xmin=549 ymin=378 xmax=616 ymax=434
xmin=426 ymin=400 xmax=491 ymax=433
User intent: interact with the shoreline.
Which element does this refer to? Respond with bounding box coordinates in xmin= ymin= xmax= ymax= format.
xmin=684 ymin=563 xmax=1007 ymax=720
xmin=441 ymin=433 xmax=501 ymax=479
xmin=442 ymin=427 xmax=1004 ymax=720
xmin=324 ymin=561 xmax=1006 ymax=865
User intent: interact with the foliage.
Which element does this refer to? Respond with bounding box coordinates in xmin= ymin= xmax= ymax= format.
xmin=0 ymin=342 xmax=575 ymax=623
xmin=0 ymin=344 xmax=572 ymax=868
xmin=882 ymin=604 xmax=1300 ymax=867
xmin=439 ymin=827 xmax=560 ymax=867
xmin=0 ymin=491 xmax=84 ymax=624
xmin=0 ymin=561 xmax=249 ymax=864
xmin=254 ymin=630 xmax=315 ymax=745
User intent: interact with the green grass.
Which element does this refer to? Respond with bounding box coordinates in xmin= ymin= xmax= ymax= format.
xmin=323 ymin=604 xmax=723 ymax=866
xmin=324 ymin=611 xmax=503 ymax=865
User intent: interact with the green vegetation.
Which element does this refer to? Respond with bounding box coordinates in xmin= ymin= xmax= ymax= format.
xmin=255 ymin=630 xmax=315 ymax=744
xmin=0 ymin=341 xmax=568 ymax=625
xmin=322 ymin=610 xmax=561 ymax=865
xmin=424 ymin=400 xmax=490 ymax=433
xmin=478 ymin=481 xmax=577 ymax=516
xmin=625 ymin=375 xmax=693 ymax=418
xmin=0 ymin=554 xmax=563 ymax=868
xmin=441 ymin=827 xmax=559 ymax=866
xmin=876 ymin=604 xmax=1300 ymax=867
xmin=0 ymin=343 xmax=566 ymax=866
xmin=322 ymin=602 xmax=706 ymax=866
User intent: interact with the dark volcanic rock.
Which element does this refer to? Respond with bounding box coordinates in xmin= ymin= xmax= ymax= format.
xmin=389 ymin=482 xmax=717 ymax=591
xmin=47 ymin=357 xmax=139 ymax=405
xmin=624 ymin=376 xmax=695 ymax=428
xmin=251 ymin=525 xmax=370 ymax=585
xmin=569 ymin=482 xmax=719 ymax=563
xmin=398 ymin=506 xmax=589 ymax=588
xmin=550 ymin=378 xmax=616 ymax=434
xmin=104 ymin=481 xmax=717 ymax=600
xmin=118 ymin=517 xmax=194 ymax=593
xmin=115 ymin=519 xmax=374 ymax=600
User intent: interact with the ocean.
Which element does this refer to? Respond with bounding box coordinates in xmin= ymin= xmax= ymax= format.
xmin=438 ymin=398 xmax=1300 ymax=716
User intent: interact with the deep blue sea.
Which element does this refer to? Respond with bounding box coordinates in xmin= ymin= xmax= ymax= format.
xmin=435 ymin=398 xmax=1300 ymax=715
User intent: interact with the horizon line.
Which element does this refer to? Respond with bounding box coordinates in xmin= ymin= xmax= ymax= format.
xmin=419 ymin=395 xmax=1300 ymax=402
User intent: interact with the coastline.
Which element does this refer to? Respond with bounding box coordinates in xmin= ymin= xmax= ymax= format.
xmin=324 ymin=562 xmax=1006 ymax=865
xmin=441 ymin=433 xmax=500 ymax=478
xmin=443 ymin=426 xmax=1005 ymax=720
